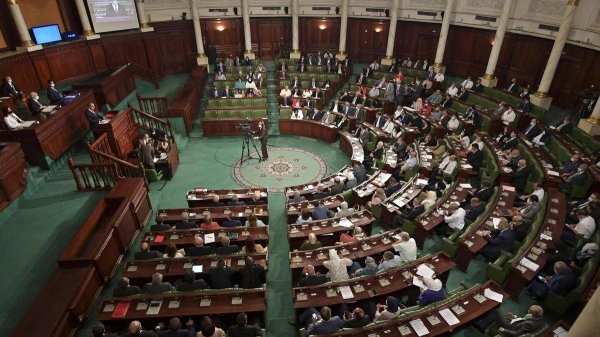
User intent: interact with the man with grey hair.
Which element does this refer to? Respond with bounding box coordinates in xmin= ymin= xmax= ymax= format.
xmin=345 ymin=172 xmax=358 ymax=190
xmin=329 ymin=176 xmax=346 ymax=195
xmin=298 ymin=264 xmax=329 ymax=287
xmin=473 ymin=305 xmax=544 ymax=335
xmin=142 ymin=273 xmax=175 ymax=294
xmin=174 ymin=211 xmax=197 ymax=230
xmin=186 ymin=236 xmax=212 ymax=257
xmin=392 ymin=232 xmax=417 ymax=262
xmin=480 ymin=218 xmax=515 ymax=261
xmin=208 ymin=195 xmax=225 ymax=207
xmin=248 ymin=193 xmax=266 ymax=205
xmin=288 ymin=190 xmax=306 ymax=203
xmin=336 ymin=202 xmax=355 ymax=217
xmin=379 ymin=251 xmax=403 ymax=270
xmin=113 ymin=277 xmax=141 ymax=298
xmin=227 ymin=194 xmax=246 ymax=206
xmin=216 ymin=235 xmax=240 ymax=255
xmin=436 ymin=202 xmax=466 ymax=236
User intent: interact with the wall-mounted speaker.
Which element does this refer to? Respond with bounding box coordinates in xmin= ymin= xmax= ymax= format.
xmin=335 ymin=7 xmax=340 ymax=15
xmin=385 ymin=9 xmax=390 ymax=17
xmin=284 ymin=7 xmax=289 ymax=14
xmin=233 ymin=7 xmax=238 ymax=16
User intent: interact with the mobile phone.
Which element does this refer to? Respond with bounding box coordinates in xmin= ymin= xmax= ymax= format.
xmin=312 ymin=313 xmax=318 ymax=320
xmin=537 ymin=275 xmax=544 ymax=281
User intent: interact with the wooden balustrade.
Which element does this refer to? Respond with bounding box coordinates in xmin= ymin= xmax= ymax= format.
xmin=67 ymin=159 xmax=122 ymax=191
xmin=129 ymin=104 xmax=177 ymax=146
xmin=127 ymin=57 xmax=159 ymax=89
xmin=136 ymin=93 xmax=169 ymax=118
xmin=87 ymin=133 xmax=115 ymax=164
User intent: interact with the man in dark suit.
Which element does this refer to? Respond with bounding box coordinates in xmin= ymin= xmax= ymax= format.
xmin=134 ymin=242 xmax=163 ymax=260
xmin=558 ymin=164 xmax=589 ymax=194
xmin=510 ymin=215 xmax=528 ymax=242
xmin=255 ymin=120 xmax=268 ymax=160
xmin=28 ymin=92 xmax=46 ymax=116
xmin=555 ymin=116 xmax=573 ymax=134
xmin=297 ymin=264 xmax=329 ymax=286
xmin=341 ymin=308 xmax=370 ymax=329
xmin=297 ymin=63 xmax=306 ymax=72
xmin=227 ymin=195 xmax=246 ymax=206
xmin=239 ymin=256 xmax=266 ymax=289
xmin=46 ymin=80 xmax=64 ymax=105
xmin=140 ymin=143 xmax=155 ymax=169
xmin=352 ymin=162 xmax=368 ymax=184
xmin=520 ymin=97 xmax=532 ymax=113
xmin=373 ymin=112 xmax=386 ymax=128
xmin=470 ymin=180 xmax=494 ymax=203
xmin=291 ymin=76 xmax=301 ymax=88
xmin=501 ymin=133 xmax=518 ymax=151
xmin=308 ymin=108 xmax=323 ymax=121
xmin=113 ymin=277 xmax=142 ymax=297
xmin=440 ymin=94 xmax=453 ymax=108
xmin=278 ymin=61 xmax=288 ymax=72
xmin=466 ymin=143 xmax=483 ymax=172
xmin=390 ymin=199 xmax=425 ymax=229
xmin=473 ymin=305 xmax=544 ymax=335
xmin=216 ymin=236 xmax=240 ymax=255
xmin=504 ymin=78 xmax=518 ymax=93
xmin=175 ymin=270 xmax=208 ymax=292
xmin=511 ymin=159 xmax=531 ymax=192
xmin=311 ymin=88 xmax=324 ymax=99
xmin=173 ymin=212 xmax=198 ymax=229
xmin=150 ymin=216 xmax=171 ymax=231
xmin=472 ymin=79 xmax=484 ymax=93
xmin=155 ymin=317 xmax=195 ymax=337
xmin=521 ymin=118 xmax=541 ymax=140
xmin=186 ymin=237 xmax=213 ymax=256
xmin=465 ymin=198 xmax=485 ymax=221
xmin=503 ymin=149 xmax=522 ymax=168
xmin=210 ymin=258 xmax=235 ymax=289
xmin=105 ymin=0 xmax=128 ymax=17
xmin=2 ymin=76 xmax=23 ymax=100
xmin=215 ymin=62 xmax=226 ymax=73
xmin=335 ymin=114 xmax=349 ymax=132
xmin=210 ymin=86 xmax=221 ymax=98
xmin=143 ymin=273 xmax=175 ymax=294
xmin=221 ymin=85 xmax=234 ymax=98
xmin=208 ymin=44 xmax=217 ymax=65
xmin=207 ymin=195 xmax=225 ymax=207
xmin=91 ymin=323 xmax=118 ymax=337
xmin=480 ymin=219 xmax=515 ymax=261
xmin=456 ymin=87 xmax=469 ymax=101
xmin=150 ymin=127 xmax=166 ymax=142
xmin=329 ymin=177 xmax=346 ymax=196
xmin=228 ymin=313 xmax=263 ymax=337
xmin=527 ymin=261 xmax=575 ymax=300
xmin=394 ymin=138 xmax=408 ymax=159
xmin=385 ymin=177 xmax=403 ymax=197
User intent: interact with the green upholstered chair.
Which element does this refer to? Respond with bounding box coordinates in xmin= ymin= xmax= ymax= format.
xmin=145 ymin=169 xmax=163 ymax=182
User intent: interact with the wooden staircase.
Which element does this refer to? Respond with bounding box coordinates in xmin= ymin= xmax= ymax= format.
xmin=127 ymin=57 xmax=160 ymax=89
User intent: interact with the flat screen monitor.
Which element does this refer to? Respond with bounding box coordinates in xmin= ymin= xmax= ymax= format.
xmin=87 ymin=0 xmax=140 ymax=33
xmin=31 ymin=24 xmax=62 ymax=45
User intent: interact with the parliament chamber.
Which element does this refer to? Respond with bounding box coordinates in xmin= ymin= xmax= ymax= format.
xmin=3 ymin=1 xmax=600 ymax=337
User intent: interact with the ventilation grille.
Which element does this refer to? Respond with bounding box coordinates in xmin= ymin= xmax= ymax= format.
xmin=312 ymin=7 xmax=332 ymax=11
xmin=209 ymin=9 xmax=229 ymax=13
xmin=475 ymin=15 xmax=497 ymax=22
xmin=418 ymin=11 xmax=438 ymax=17
xmin=366 ymin=8 xmax=385 ymax=13
xmin=262 ymin=7 xmax=282 ymax=11
xmin=538 ymin=24 xmax=559 ymax=32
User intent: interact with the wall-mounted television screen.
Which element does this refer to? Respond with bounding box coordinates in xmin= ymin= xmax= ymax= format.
xmin=31 ymin=24 xmax=63 ymax=45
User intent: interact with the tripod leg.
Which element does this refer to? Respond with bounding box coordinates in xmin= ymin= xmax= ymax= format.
xmin=250 ymin=138 xmax=263 ymax=162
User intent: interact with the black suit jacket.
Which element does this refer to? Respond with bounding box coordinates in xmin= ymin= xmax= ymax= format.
xmin=143 ymin=282 xmax=175 ymax=294
xmin=239 ymin=265 xmax=266 ymax=289
xmin=502 ymin=138 xmax=518 ymax=151
xmin=113 ymin=286 xmax=142 ymax=297
xmin=186 ymin=246 xmax=213 ymax=257
xmin=465 ymin=203 xmax=485 ymax=221
xmin=175 ymin=221 xmax=198 ymax=229
xmin=353 ymin=166 xmax=368 ymax=184
xmin=404 ymin=205 xmax=425 ymax=220
xmin=176 ymin=279 xmax=207 ymax=291
xmin=85 ymin=108 xmax=101 ymax=126
xmin=336 ymin=119 xmax=349 ymax=130
xmin=511 ymin=166 xmax=531 ymax=190
xmin=134 ymin=249 xmax=163 ymax=260
xmin=1 ymin=81 xmax=19 ymax=96
xmin=228 ymin=325 xmax=262 ymax=337
xmin=29 ymin=99 xmax=44 ymax=116
xmin=298 ymin=274 xmax=329 ymax=287
xmin=522 ymin=124 xmax=541 ymax=140
xmin=216 ymin=245 xmax=240 ymax=255
xmin=474 ymin=187 xmax=494 ymax=202
xmin=47 ymin=87 xmax=63 ymax=103
xmin=342 ymin=316 xmax=371 ymax=329
xmin=556 ymin=121 xmax=573 ymax=134
xmin=481 ymin=229 xmax=515 ymax=260
xmin=210 ymin=267 xmax=235 ymax=289
xmin=371 ymin=147 xmax=384 ymax=160
xmin=441 ymin=99 xmax=453 ymax=108
xmin=150 ymin=224 xmax=172 ymax=231
xmin=467 ymin=150 xmax=483 ymax=172
xmin=568 ymin=171 xmax=588 ymax=187
xmin=513 ymin=223 xmax=528 ymax=242
xmin=472 ymin=83 xmax=483 ymax=93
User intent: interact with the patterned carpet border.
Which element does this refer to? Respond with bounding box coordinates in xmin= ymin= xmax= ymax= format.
xmin=232 ymin=147 xmax=328 ymax=193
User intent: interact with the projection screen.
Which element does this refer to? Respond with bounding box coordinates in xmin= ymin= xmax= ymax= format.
xmin=87 ymin=0 xmax=140 ymax=33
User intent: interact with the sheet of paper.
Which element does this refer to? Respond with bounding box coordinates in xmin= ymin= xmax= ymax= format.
xmin=547 ymin=170 xmax=560 ymax=177
xmin=492 ymin=217 xmax=501 ymax=229
xmin=416 ymin=264 xmax=435 ymax=277
xmin=22 ymin=121 xmax=36 ymax=127
xmin=553 ymin=327 xmax=567 ymax=337
xmin=459 ymin=183 xmax=472 ymax=189
xmin=416 ymin=178 xmax=428 ymax=186
xmin=409 ymin=319 xmax=430 ymax=337
xmin=520 ymin=257 xmax=539 ymax=271
xmin=412 ymin=276 xmax=426 ymax=289
xmin=204 ymin=233 xmax=215 ymax=244
xmin=484 ymin=288 xmax=504 ymax=303
xmin=393 ymin=199 xmax=406 ymax=208
xmin=502 ymin=185 xmax=516 ymax=191
xmin=338 ymin=218 xmax=353 ymax=228
xmin=42 ymin=105 xmax=57 ymax=112
xmin=339 ymin=285 xmax=354 ymax=299
xmin=462 ymin=164 xmax=473 ymax=169
xmin=439 ymin=308 xmax=460 ymax=326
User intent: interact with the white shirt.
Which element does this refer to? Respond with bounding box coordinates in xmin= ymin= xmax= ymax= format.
xmin=528 ymin=188 xmax=545 ymax=203
xmin=302 ymin=90 xmax=312 ymax=99
xmin=291 ymin=111 xmax=304 ymax=120
xmin=382 ymin=121 xmax=395 ymax=134
xmin=245 ymin=81 xmax=257 ymax=89
xmin=402 ymin=156 xmax=417 ymax=170
xmin=369 ymin=88 xmax=380 ymax=97
xmin=434 ymin=73 xmax=445 ymax=82
xmin=444 ymin=208 xmax=466 ymax=231
xmin=501 ymin=110 xmax=515 ymax=125
xmin=447 ymin=86 xmax=458 ymax=97
xmin=533 ymin=131 xmax=547 ymax=145
xmin=393 ymin=238 xmax=417 ymax=262
xmin=439 ymin=158 xmax=457 ymax=175
xmin=461 ymin=79 xmax=474 ymax=89
xmin=279 ymin=89 xmax=291 ymax=97
xmin=461 ymin=135 xmax=471 ymax=148
xmin=370 ymin=62 xmax=379 ymax=70
xmin=447 ymin=118 xmax=459 ymax=130
xmin=575 ymin=216 xmax=596 ymax=239
xmin=4 ymin=113 xmax=23 ymax=129
xmin=323 ymin=256 xmax=353 ymax=282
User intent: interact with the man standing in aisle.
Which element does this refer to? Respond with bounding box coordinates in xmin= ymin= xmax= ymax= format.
xmin=255 ymin=120 xmax=268 ymax=160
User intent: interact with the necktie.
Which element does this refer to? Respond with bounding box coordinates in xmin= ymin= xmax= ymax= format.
xmin=114 ymin=5 xmax=117 ymax=12
xmin=508 ymin=83 xmax=514 ymax=91
xmin=526 ymin=125 xmax=533 ymax=134
xmin=10 ymin=83 xmax=14 ymax=89
xmin=352 ymin=97 xmax=357 ymax=104
xmin=517 ymin=167 xmax=522 ymax=173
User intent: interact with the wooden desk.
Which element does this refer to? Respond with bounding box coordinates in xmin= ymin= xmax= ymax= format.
xmin=121 ymin=253 xmax=268 ymax=287
xmin=0 ymin=142 xmax=28 ymax=212
xmin=455 ymin=185 xmax=516 ymax=272
xmin=362 ymin=122 xmax=388 ymax=143
xmin=292 ymin=252 xmax=456 ymax=309
xmin=186 ymin=188 xmax=268 ymax=207
xmin=538 ymin=321 xmax=570 ymax=337
xmin=142 ymin=226 xmax=269 ymax=250
xmin=0 ymin=91 xmax=94 ymax=166
xmin=72 ymin=66 xmax=136 ymax=108
xmin=454 ymin=98 xmax=503 ymax=136
xmin=352 ymin=170 xmax=392 ymax=206
xmin=129 ymin=143 xmax=180 ymax=180
xmin=516 ymin=133 xmax=560 ymax=190
xmin=106 ymin=177 xmax=152 ymax=229
xmin=339 ymin=131 xmax=365 ymax=163
xmin=288 ymin=211 xmax=375 ymax=249
xmin=319 ymin=280 xmax=508 ymax=337
xmin=505 ymin=190 xmax=565 ymax=300
xmin=479 ymin=131 xmax=514 ymax=185
xmin=413 ymin=179 xmax=471 ymax=250
xmin=157 ymin=205 xmax=269 ymax=224
xmin=380 ymin=177 xmax=428 ymax=228
xmin=286 ymin=195 xmax=344 ymax=224
xmin=279 ymin=118 xmax=338 ymax=143
xmin=284 ymin=166 xmax=350 ymax=198
xmin=201 ymin=117 xmax=268 ymax=137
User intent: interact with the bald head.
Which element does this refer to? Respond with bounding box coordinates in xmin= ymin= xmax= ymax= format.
xmin=128 ymin=321 xmax=142 ymax=334
xmin=528 ymin=305 xmax=543 ymax=319
xmin=140 ymin=242 xmax=150 ymax=251
xmin=194 ymin=236 xmax=204 ymax=247
xmin=305 ymin=264 xmax=315 ymax=276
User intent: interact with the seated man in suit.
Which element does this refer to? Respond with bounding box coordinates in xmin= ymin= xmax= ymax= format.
xmin=113 ymin=277 xmax=142 ymax=297
xmin=290 ymin=306 xmax=343 ymax=335
xmin=504 ymin=77 xmax=518 ymax=93
xmin=466 ymin=143 xmax=483 ymax=172
xmin=363 ymin=141 xmax=384 ymax=172
xmin=134 ymin=242 xmax=163 ymax=260
xmin=185 ymin=237 xmax=213 ymax=257
xmin=228 ymin=313 xmax=263 ymax=337
xmin=312 ymin=186 xmax=329 ymax=201
xmin=227 ymin=195 xmax=246 ymax=206
xmin=511 ymin=159 xmax=531 ymax=193
xmin=216 ymin=235 xmax=240 ymax=255
xmin=207 ymin=195 xmax=225 ymax=207
xmin=298 ymin=264 xmax=329 ymax=287
xmin=390 ymin=199 xmax=425 ymax=229
xmin=221 ymin=85 xmax=235 ymax=98
xmin=143 ymin=273 xmax=175 ymax=294
xmin=311 ymin=201 xmax=333 ymax=220
xmin=175 ymin=269 xmax=208 ymax=292
xmin=329 ymin=177 xmax=347 ymax=196
xmin=173 ymin=212 xmax=198 ymax=229
xmin=506 ymin=195 xmax=542 ymax=221
xmin=247 ymin=193 xmax=266 ymax=205
xmin=335 ymin=114 xmax=349 ymax=132
xmin=521 ymin=118 xmax=541 ymax=140
xmin=239 ymin=256 xmax=266 ymax=289
xmin=155 ymin=317 xmax=196 ymax=337
xmin=466 ymin=180 xmax=494 ymax=203
xmin=91 ymin=323 xmax=118 ymax=337
xmin=472 ymin=78 xmax=484 ymax=93
xmin=340 ymin=307 xmax=370 ymax=329
xmin=473 ymin=305 xmax=543 ymax=335
xmin=526 ymin=261 xmax=575 ymax=300
xmin=210 ymin=257 xmax=235 ymax=289
xmin=558 ymin=154 xmax=581 ymax=175
xmin=28 ymin=92 xmax=46 ymax=116
xmin=150 ymin=216 xmax=171 ymax=231
xmin=2 ymin=76 xmax=23 ymax=100
xmin=510 ymin=215 xmax=528 ymax=243
xmin=554 ymin=116 xmax=573 ymax=134
xmin=465 ymin=197 xmax=485 ymax=222
xmin=480 ymin=218 xmax=515 ymax=261
xmin=287 ymin=190 xmax=306 ymax=203
xmin=558 ymin=164 xmax=589 ymax=194
xmin=210 ymin=86 xmax=221 ymax=98
xmin=385 ymin=177 xmax=403 ymax=198
xmin=46 ymin=80 xmax=64 ymax=105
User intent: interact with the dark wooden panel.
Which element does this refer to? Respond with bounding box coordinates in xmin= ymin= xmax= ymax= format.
xmin=251 ymin=18 xmax=290 ymax=60
xmin=39 ymin=41 xmax=96 ymax=84
xmin=151 ymin=21 xmax=195 ymax=74
xmin=88 ymin=39 xmax=109 ymax=73
xmin=393 ymin=21 xmax=440 ymax=63
xmin=298 ymin=17 xmax=340 ymax=56
xmin=101 ymin=32 xmax=148 ymax=69
xmin=0 ymin=53 xmax=40 ymax=96
xmin=346 ymin=18 xmax=389 ymax=62
xmin=0 ymin=143 xmax=28 ymax=212
xmin=142 ymin=31 xmax=161 ymax=77
xmin=201 ymin=18 xmax=244 ymax=59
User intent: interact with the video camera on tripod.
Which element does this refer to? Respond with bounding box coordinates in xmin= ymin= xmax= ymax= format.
xmin=235 ymin=118 xmax=254 ymax=137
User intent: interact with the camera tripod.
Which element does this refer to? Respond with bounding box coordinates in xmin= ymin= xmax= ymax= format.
xmin=239 ymin=131 xmax=263 ymax=165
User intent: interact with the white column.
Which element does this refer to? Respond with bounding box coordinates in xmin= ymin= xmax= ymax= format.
xmin=433 ymin=0 xmax=455 ymax=73
xmin=135 ymin=0 xmax=153 ymax=32
xmin=480 ymin=0 xmax=513 ymax=88
xmin=242 ymin=0 xmax=255 ymax=59
xmin=290 ymin=0 xmax=300 ymax=59
xmin=579 ymin=92 xmax=600 ymax=135
xmin=190 ymin=0 xmax=208 ymax=66
xmin=7 ymin=0 xmax=41 ymax=50
xmin=336 ymin=0 xmax=349 ymax=61
xmin=531 ymin=0 xmax=578 ymax=110
xmin=381 ymin=0 xmax=400 ymax=66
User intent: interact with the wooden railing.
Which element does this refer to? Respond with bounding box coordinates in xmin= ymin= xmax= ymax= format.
xmin=136 ymin=93 xmax=169 ymax=118
xmin=88 ymin=146 xmax=146 ymax=178
xmin=129 ymin=103 xmax=177 ymax=146
xmin=87 ymin=133 xmax=115 ymax=164
xmin=67 ymin=159 xmax=122 ymax=191
xmin=127 ymin=57 xmax=159 ymax=89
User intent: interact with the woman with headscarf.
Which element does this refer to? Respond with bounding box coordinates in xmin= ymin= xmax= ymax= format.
xmin=418 ymin=276 xmax=445 ymax=306
xmin=412 ymin=98 xmax=423 ymax=112
xmin=323 ymin=249 xmax=353 ymax=282
xmin=419 ymin=191 xmax=437 ymax=209
xmin=337 ymin=226 xmax=365 ymax=245
xmin=351 ymin=256 xmax=379 ymax=278
xmin=245 ymin=77 xmax=256 ymax=89
xmin=371 ymin=296 xmax=402 ymax=322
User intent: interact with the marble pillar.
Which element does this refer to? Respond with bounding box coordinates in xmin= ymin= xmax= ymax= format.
xmin=290 ymin=0 xmax=300 ymax=59
xmin=336 ymin=0 xmax=349 ymax=61
xmin=7 ymin=0 xmax=41 ymax=50
xmin=381 ymin=0 xmax=400 ymax=66
xmin=136 ymin=0 xmax=154 ymax=32
xmin=433 ymin=0 xmax=455 ymax=73
xmin=531 ymin=0 xmax=579 ymax=110
xmin=480 ymin=0 xmax=513 ymax=88
xmin=190 ymin=0 xmax=208 ymax=66
xmin=242 ymin=0 xmax=255 ymax=59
